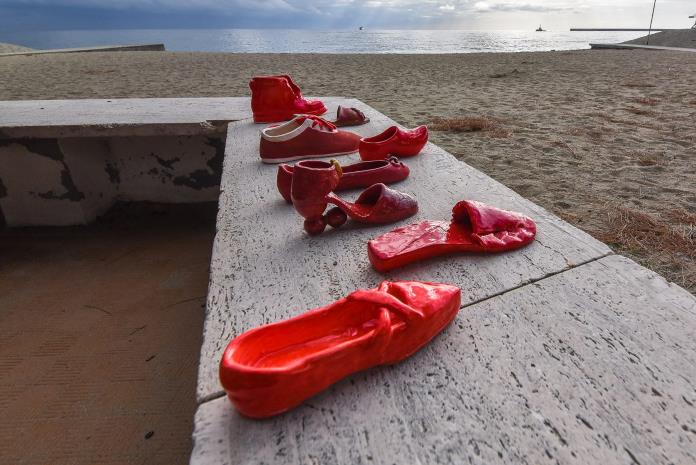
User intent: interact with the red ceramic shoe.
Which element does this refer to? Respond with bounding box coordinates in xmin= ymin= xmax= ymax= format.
xmin=330 ymin=106 xmax=370 ymax=127
xmin=290 ymin=161 xmax=417 ymax=235
xmin=276 ymin=157 xmax=410 ymax=203
xmin=219 ymin=280 xmax=461 ymax=419
xmin=250 ymin=75 xmax=327 ymax=123
xmin=260 ymin=115 xmax=360 ymax=164
xmin=368 ymin=200 xmax=537 ymax=272
xmin=359 ymin=125 xmax=429 ymax=161
xmin=326 ymin=183 xmax=418 ymax=225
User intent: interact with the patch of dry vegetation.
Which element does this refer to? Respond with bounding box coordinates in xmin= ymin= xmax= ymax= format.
xmin=623 ymin=106 xmax=655 ymax=116
xmin=593 ymin=204 xmax=696 ymax=291
xmin=430 ymin=116 xmax=511 ymax=137
xmin=634 ymin=97 xmax=659 ymax=106
xmin=621 ymin=81 xmax=657 ymax=88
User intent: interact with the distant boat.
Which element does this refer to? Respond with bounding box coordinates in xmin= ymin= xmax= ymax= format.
xmin=536 ymin=25 xmax=546 ymax=32
xmin=359 ymin=26 xmax=364 ymax=30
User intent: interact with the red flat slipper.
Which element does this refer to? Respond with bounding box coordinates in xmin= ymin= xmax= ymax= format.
xmin=326 ymin=183 xmax=418 ymax=225
xmin=368 ymin=200 xmax=537 ymax=272
xmin=359 ymin=125 xmax=428 ymax=161
xmin=277 ymin=157 xmax=409 ymax=203
xmin=219 ymin=280 xmax=461 ymax=419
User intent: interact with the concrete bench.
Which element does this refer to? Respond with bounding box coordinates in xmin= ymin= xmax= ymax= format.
xmin=0 ymin=97 xmax=347 ymax=226
xmin=0 ymin=97 xmax=252 ymax=226
xmin=187 ymin=99 xmax=696 ymax=464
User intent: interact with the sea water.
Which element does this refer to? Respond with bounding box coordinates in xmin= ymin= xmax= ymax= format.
xmin=1 ymin=29 xmax=644 ymax=53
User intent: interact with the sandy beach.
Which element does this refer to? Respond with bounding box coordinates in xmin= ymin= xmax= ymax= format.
xmin=1 ymin=49 xmax=695 ymax=291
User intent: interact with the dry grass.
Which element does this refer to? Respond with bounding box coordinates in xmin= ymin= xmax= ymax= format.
xmin=431 ymin=116 xmax=511 ymax=137
xmin=550 ymin=140 xmax=578 ymax=157
xmin=623 ymin=106 xmax=655 ymax=116
xmin=634 ymin=97 xmax=659 ymax=106
xmin=621 ymin=81 xmax=657 ymax=88
xmin=594 ymin=112 xmax=664 ymax=131
xmin=636 ymin=154 xmax=668 ymax=167
xmin=594 ymin=204 xmax=696 ymax=291
xmin=568 ymin=125 xmax=611 ymax=141
xmin=82 ymin=69 xmax=117 ymax=75
xmin=489 ymin=69 xmax=520 ymax=78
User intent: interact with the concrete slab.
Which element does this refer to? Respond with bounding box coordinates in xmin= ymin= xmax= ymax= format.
xmin=190 ymin=255 xmax=696 ymax=465
xmin=195 ymin=98 xmax=611 ymax=403
xmin=0 ymin=97 xmax=251 ymax=138
xmin=0 ymin=43 xmax=165 ymax=57
xmin=589 ymin=43 xmax=696 ymax=52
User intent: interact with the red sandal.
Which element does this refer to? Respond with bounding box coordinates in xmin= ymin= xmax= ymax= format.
xmin=277 ymin=157 xmax=409 ymax=203
xmin=219 ymin=280 xmax=461 ymax=419
xmin=368 ymin=200 xmax=537 ymax=272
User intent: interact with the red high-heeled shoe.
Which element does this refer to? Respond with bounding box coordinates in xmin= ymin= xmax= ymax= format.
xmin=277 ymin=157 xmax=410 ymax=203
xmin=368 ymin=200 xmax=537 ymax=272
xmin=219 ymin=280 xmax=462 ymax=419
xmin=250 ymin=75 xmax=327 ymax=123
xmin=290 ymin=161 xmax=417 ymax=235
xmin=359 ymin=125 xmax=428 ymax=161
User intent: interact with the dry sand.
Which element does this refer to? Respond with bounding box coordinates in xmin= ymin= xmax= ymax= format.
xmin=1 ymin=49 xmax=695 ymax=291
xmin=0 ymin=42 xmax=34 ymax=53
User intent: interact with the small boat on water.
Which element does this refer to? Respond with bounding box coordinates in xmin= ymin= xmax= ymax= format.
xmin=536 ymin=25 xmax=546 ymax=32
xmin=359 ymin=26 xmax=364 ymax=31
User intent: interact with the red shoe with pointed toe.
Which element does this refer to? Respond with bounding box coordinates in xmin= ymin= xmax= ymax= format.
xmin=219 ymin=280 xmax=461 ymax=419
xmin=260 ymin=115 xmax=360 ymax=164
xmin=359 ymin=125 xmax=429 ymax=161
xmin=250 ymin=75 xmax=327 ymax=123
xmin=277 ymin=157 xmax=410 ymax=203
xmin=368 ymin=200 xmax=537 ymax=272
xmin=327 ymin=183 xmax=418 ymax=225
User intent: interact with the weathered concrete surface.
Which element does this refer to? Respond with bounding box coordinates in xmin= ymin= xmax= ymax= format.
xmin=0 ymin=97 xmax=250 ymax=138
xmin=190 ymin=255 xmax=696 ymax=465
xmin=0 ymin=43 xmax=165 ymax=57
xmin=0 ymin=135 xmax=225 ymax=226
xmin=195 ymin=98 xmax=611 ymax=403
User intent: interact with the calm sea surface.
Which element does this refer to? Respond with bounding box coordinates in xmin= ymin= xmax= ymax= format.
xmin=1 ymin=29 xmax=644 ymax=53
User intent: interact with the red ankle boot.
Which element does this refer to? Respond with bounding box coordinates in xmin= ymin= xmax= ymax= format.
xmin=249 ymin=75 xmax=327 ymax=123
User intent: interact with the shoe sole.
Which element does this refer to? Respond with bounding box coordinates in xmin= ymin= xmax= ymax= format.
xmin=260 ymin=150 xmax=358 ymax=164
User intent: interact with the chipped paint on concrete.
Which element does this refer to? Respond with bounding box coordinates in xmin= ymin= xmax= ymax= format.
xmin=0 ymin=134 xmax=225 ymax=226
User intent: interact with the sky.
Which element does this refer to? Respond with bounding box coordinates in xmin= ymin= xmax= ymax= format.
xmin=0 ymin=0 xmax=694 ymax=31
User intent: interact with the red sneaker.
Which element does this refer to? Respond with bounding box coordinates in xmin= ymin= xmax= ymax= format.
xmin=219 ymin=280 xmax=462 ymax=418
xmin=260 ymin=115 xmax=360 ymax=164
xmin=250 ymin=75 xmax=327 ymax=123
xmin=359 ymin=125 xmax=429 ymax=161
xmin=276 ymin=157 xmax=410 ymax=203
xmin=368 ymin=200 xmax=537 ymax=272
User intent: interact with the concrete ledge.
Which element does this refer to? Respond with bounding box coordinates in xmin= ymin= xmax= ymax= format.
xmin=0 ymin=43 xmax=165 ymax=57
xmin=0 ymin=97 xmax=252 ymax=139
xmin=590 ymin=43 xmax=696 ymax=52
